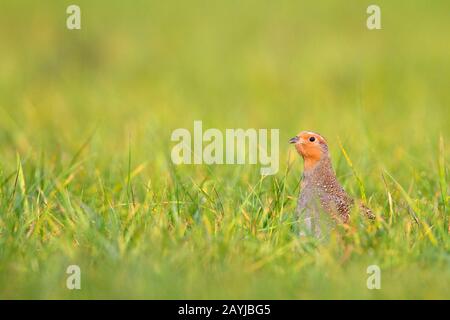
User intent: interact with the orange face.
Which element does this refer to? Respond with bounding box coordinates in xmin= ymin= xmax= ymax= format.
xmin=289 ymin=131 xmax=327 ymax=170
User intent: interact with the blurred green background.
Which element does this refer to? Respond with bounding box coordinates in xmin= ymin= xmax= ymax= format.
xmin=0 ymin=1 xmax=448 ymax=299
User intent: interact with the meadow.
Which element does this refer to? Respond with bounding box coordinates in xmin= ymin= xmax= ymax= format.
xmin=0 ymin=1 xmax=448 ymax=299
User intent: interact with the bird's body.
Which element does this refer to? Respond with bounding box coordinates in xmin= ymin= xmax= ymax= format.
xmin=289 ymin=131 xmax=373 ymax=237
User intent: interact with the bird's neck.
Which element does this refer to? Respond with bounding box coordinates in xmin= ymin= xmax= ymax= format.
xmin=303 ymin=155 xmax=334 ymax=182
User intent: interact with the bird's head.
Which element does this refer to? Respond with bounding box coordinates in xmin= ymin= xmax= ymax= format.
xmin=289 ymin=131 xmax=329 ymax=170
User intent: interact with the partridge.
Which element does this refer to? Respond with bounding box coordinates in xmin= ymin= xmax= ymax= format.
xmin=289 ymin=131 xmax=373 ymax=237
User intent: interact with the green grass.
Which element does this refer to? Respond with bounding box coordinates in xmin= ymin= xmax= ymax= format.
xmin=0 ymin=0 xmax=449 ymax=299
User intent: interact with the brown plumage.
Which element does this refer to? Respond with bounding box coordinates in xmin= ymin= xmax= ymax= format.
xmin=289 ymin=131 xmax=374 ymax=237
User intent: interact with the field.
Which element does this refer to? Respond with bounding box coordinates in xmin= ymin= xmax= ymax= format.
xmin=0 ymin=1 xmax=448 ymax=299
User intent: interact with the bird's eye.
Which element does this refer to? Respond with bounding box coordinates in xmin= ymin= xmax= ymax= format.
xmin=309 ymin=137 xmax=316 ymax=142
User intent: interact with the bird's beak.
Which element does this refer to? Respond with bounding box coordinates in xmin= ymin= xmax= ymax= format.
xmin=289 ymin=136 xmax=299 ymax=144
